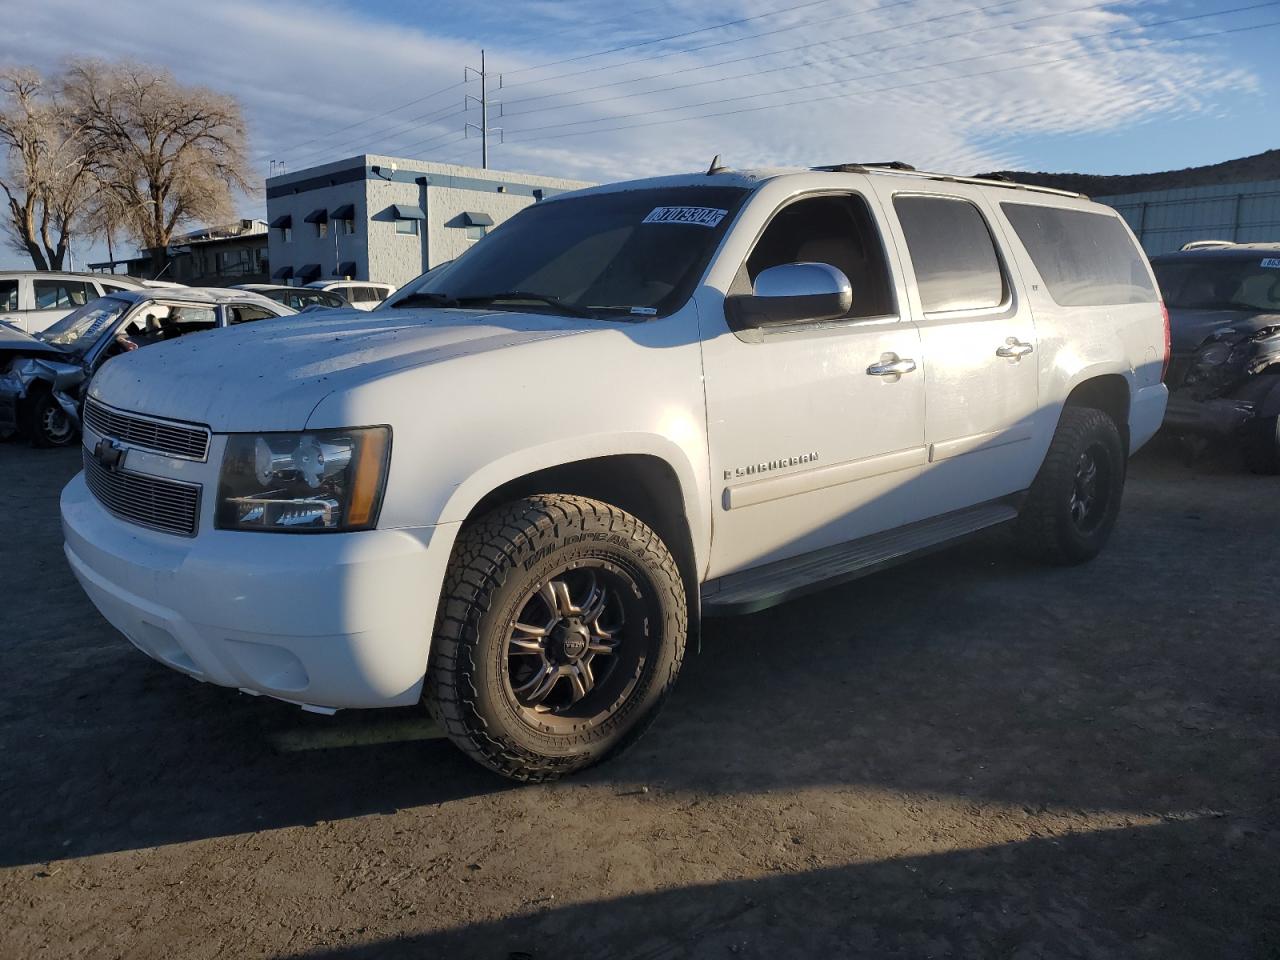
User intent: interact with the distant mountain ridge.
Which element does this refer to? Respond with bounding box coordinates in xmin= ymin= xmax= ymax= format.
xmin=977 ymin=149 xmax=1280 ymax=197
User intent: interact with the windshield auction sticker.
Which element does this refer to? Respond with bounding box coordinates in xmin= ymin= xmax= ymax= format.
xmin=643 ymin=206 xmax=728 ymax=227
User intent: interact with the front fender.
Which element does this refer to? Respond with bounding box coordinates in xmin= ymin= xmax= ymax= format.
xmin=435 ymin=431 xmax=709 ymax=576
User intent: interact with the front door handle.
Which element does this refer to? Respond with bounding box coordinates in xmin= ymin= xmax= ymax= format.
xmin=996 ymin=337 xmax=1034 ymax=359
xmin=866 ymin=354 xmax=918 ymax=378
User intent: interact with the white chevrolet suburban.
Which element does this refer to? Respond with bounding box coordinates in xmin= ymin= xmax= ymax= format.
xmin=61 ymin=163 xmax=1169 ymax=781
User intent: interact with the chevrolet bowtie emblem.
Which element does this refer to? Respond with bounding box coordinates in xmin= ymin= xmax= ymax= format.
xmin=93 ymin=437 xmax=126 ymax=472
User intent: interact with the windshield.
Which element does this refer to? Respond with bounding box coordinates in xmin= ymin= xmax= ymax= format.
xmin=37 ymin=296 xmax=130 ymax=352
xmin=381 ymin=186 xmax=749 ymax=318
xmin=1154 ymin=258 xmax=1280 ymax=312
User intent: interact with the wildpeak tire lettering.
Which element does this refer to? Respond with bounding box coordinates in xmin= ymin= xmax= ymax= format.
xmin=523 ymin=531 xmax=631 ymax=570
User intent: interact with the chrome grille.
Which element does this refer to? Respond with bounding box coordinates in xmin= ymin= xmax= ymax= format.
xmin=83 ymin=399 xmax=210 ymax=461
xmin=83 ymin=448 xmax=201 ymax=537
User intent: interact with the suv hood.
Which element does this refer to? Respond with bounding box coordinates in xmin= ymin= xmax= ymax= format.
xmin=88 ymin=308 xmax=595 ymax=431
xmin=1167 ymin=306 xmax=1280 ymax=353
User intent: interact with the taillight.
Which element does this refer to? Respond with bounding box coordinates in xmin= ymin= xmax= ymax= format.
xmin=1160 ymin=301 xmax=1172 ymax=383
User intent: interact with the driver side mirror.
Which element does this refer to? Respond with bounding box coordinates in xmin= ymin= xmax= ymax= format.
xmin=729 ymin=262 xmax=853 ymax=329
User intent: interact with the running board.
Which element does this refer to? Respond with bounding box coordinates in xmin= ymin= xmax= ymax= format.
xmin=701 ymin=499 xmax=1020 ymax=616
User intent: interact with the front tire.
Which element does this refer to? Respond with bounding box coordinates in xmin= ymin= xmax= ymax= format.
xmin=27 ymin=392 xmax=77 ymax=448
xmin=1015 ymin=406 xmax=1126 ymax=565
xmin=426 ymin=495 xmax=687 ymax=782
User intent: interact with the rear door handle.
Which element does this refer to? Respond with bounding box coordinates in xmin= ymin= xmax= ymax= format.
xmin=866 ymin=354 xmax=917 ymax=377
xmin=996 ymin=338 xmax=1034 ymax=359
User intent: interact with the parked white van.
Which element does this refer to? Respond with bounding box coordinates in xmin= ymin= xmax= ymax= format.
xmin=62 ymin=162 xmax=1169 ymax=781
xmin=0 ymin=271 xmax=155 ymax=334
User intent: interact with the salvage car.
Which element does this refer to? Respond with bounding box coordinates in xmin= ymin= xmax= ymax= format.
xmin=304 ymin=279 xmax=395 ymax=310
xmin=62 ymin=162 xmax=1168 ymax=781
xmin=0 ymin=270 xmax=158 ymax=335
xmin=232 ymin=283 xmax=351 ymax=312
xmin=1 ymin=288 xmax=292 ymax=447
xmin=1151 ymin=242 xmax=1280 ymax=472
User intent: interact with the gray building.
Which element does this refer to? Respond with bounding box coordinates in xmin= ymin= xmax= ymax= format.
xmin=1097 ymin=180 xmax=1280 ymax=256
xmin=264 ymin=155 xmax=593 ymax=288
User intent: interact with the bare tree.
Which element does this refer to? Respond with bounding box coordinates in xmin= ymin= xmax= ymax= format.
xmin=64 ymin=59 xmax=252 ymax=271
xmin=0 ymin=67 xmax=95 ymax=270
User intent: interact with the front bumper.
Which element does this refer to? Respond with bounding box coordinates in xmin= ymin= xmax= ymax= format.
xmin=1162 ymin=391 xmax=1255 ymax=437
xmin=61 ymin=472 xmax=458 ymax=710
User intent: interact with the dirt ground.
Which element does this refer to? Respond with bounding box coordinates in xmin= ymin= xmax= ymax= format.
xmin=0 ymin=440 xmax=1277 ymax=959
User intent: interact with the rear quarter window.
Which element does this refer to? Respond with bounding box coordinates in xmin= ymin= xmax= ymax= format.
xmin=1001 ymin=203 xmax=1156 ymax=307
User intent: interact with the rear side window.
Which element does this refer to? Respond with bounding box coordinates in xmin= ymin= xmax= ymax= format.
xmin=893 ymin=196 xmax=1006 ymax=313
xmin=227 ymin=305 xmax=277 ymax=325
xmin=1001 ymin=203 xmax=1156 ymax=307
xmin=0 ymin=278 xmax=17 ymax=311
xmin=34 ymin=279 xmax=95 ymax=310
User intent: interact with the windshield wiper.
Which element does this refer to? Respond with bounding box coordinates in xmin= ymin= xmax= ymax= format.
xmin=455 ymin=291 xmax=596 ymax=319
xmin=388 ymin=291 xmax=459 ymax=308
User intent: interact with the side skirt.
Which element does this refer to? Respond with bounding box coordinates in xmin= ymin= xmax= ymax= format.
xmin=700 ymin=496 xmax=1023 ymax=617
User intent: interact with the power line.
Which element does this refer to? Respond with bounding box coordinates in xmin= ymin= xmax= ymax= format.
xmin=503 ymin=0 xmax=844 ymax=76
xmin=266 ymin=0 xmax=854 ymax=163
xmin=257 ymin=78 xmax=468 ymax=162
xmin=282 ymin=100 xmax=466 ymax=167
xmin=501 ymin=1 xmax=1280 ymax=139
xmin=505 ymin=14 xmax=1280 ymax=146
xmin=504 ymin=0 xmax=1097 ymax=120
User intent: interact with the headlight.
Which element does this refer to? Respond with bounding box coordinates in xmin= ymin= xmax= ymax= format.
xmin=215 ymin=427 xmax=391 ymax=532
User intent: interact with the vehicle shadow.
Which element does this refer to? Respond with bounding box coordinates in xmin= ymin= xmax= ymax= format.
xmin=280 ymin=814 xmax=1280 ymax=959
xmin=0 ymin=443 xmax=1276 ymax=870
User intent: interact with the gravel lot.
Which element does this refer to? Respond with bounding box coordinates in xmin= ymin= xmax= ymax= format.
xmin=1 ymin=440 xmax=1277 ymax=959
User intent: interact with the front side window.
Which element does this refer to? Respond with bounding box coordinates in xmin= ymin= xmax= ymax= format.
xmin=34 ymin=279 xmax=95 ymax=310
xmin=1002 ymin=203 xmax=1156 ymax=307
xmin=893 ymin=195 xmax=1006 ymax=313
xmin=1152 ymin=257 xmax=1280 ymax=312
xmin=745 ymin=193 xmax=895 ymax=321
xmin=0 ymin=278 xmax=18 ymax=311
xmin=395 ymin=218 xmax=419 ymax=236
xmin=385 ymin=186 xmax=749 ymax=318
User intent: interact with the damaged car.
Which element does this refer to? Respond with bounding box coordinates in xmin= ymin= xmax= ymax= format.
xmin=0 ymin=288 xmax=293 ymax=447
xmin=1152 ymin=243 xmax=1280 ymax=473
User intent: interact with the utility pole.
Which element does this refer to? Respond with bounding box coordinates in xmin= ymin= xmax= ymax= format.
xmin=465 ymin=50 xmax=502 ymax=169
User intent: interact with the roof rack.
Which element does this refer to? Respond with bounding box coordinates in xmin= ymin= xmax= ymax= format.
xmin=810 ymin=162 xmax=1087 ymax=200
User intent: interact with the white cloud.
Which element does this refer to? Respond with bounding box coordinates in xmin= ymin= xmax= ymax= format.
xmin=0 ymin=0 xmax=1265 ymax=265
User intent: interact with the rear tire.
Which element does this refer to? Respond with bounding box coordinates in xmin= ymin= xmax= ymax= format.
xmin=1242 ymin=415 xmax=1280 ymax=475
xmin=426 ymin=494 xmax=687 ymax=782
xmin=1015 ymin=406 xmax=1126 ymax=565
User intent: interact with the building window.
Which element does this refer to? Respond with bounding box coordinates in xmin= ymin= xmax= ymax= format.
xmin=465 ymin=224 xmax=487 ymax=241
xmin=317 ymin=220 xmax=328 ymax=239
xmin=342 ymin=219 xmax=356 ymax=235
xmin=282 ymin=226 xmax=292 ymax=243
xmin=396 ymin=218 xmax=419 ymax=236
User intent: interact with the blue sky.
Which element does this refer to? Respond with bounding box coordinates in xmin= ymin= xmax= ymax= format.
xmin=1 ymin=0 xmax=1277 ymax=267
